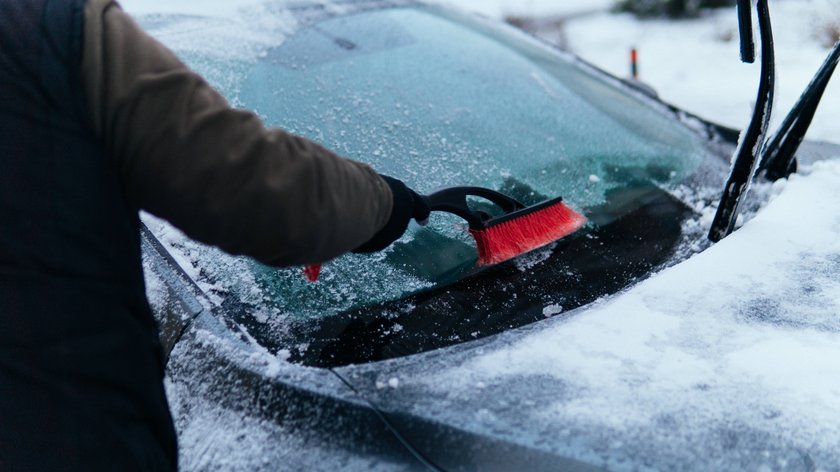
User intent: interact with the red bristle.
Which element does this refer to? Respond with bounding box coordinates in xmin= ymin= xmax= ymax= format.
xmin=304 ymin=264 xmax=322 ymax=282
xmin=469 ymin=200 xmax=586 ymax=266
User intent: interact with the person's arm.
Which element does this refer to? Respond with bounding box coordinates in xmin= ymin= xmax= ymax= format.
xmin=81 ymin=0 xmax=393 ymax=266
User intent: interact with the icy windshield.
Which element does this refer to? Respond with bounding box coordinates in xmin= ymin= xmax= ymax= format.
xmin=144 ymin=6 xmax=710 ymax=324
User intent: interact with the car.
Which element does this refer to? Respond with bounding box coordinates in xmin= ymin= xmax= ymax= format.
xmin=134 ymin=0 xmax=840 ymax=470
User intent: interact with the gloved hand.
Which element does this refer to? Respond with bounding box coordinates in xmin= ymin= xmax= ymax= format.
xmin=353 ymin=175 xmax=431 ymax=253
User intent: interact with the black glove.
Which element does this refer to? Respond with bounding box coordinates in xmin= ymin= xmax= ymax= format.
xmin=353 ymin=175 xmax=431 ymax=253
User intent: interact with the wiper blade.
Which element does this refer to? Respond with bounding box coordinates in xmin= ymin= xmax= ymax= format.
xmin=709 ymin=0 xmax=775 ymax=242
xmin=758 ymin=40 xmax=840 ymax=181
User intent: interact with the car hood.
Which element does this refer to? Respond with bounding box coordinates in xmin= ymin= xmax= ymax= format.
xmin=335 ymin=155 xmax=840 ymax=470
xmin=149 ymin=130 xmax=840 ymax=472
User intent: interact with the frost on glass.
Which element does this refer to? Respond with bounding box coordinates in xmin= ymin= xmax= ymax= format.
xmin=138 ymin=3 xmax=297 ymax=106
xmin=142 ymin=7 xmax=710 ymax=327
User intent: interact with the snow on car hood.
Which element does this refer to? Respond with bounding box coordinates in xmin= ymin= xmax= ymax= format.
xmin=341 ymin=158 xmax=840 ymax=470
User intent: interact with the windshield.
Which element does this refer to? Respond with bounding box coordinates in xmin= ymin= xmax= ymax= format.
xmin=144 ymin=5 xmax=713 ymax=364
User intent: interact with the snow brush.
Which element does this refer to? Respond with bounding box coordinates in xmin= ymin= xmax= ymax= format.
xmin=421 ymin=187 xmax=586 ymax=266
xmin=304 ymin=186 xmax=586 ymax=282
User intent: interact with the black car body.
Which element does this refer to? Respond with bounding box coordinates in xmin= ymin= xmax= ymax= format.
xmin=138 ymin=1 xmax=840 ymax=470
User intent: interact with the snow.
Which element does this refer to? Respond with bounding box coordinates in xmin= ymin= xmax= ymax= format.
xmin=162 ymin=313 xmax=423 ymax=472
xmin=345 ymin=159 xmax=840 ymax=469
xmin=167 ymin=379 xmax=404 ymax=472
xmin=555 ymin=0 xmax=840 ymax=142
xmin=142 ymin=251 xmax=170 ymax=315
xmin=542 ymin=303 xmax=563 ymax=317
xmin=467 ymin=152 xmax=840 ymax=392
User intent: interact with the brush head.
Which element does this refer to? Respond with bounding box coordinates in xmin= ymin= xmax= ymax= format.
xmin=469 ymin=197 xmax=586 ymax=266
xmin=304 ymin=263 xmax=322 ymax=282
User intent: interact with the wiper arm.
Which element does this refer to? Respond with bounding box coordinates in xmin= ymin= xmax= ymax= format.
xmin=709 ymin=0 xmax=775 ymax=242
xmin=758 ymin=40 xmax=840 ymax=181
xmin=736 ymin=0 xmax=755 ymax=63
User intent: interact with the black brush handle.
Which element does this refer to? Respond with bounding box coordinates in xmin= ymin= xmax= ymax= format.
xmin=422 ymin=186 xmax=525 ymax=230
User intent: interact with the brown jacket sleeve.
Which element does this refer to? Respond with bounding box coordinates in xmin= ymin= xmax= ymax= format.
xmin=81 ymin=0 xmax=392 ymax=266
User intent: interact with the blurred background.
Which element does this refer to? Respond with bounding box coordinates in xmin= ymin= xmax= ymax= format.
xmin=443 ymin=0 xmax=840 ymax=142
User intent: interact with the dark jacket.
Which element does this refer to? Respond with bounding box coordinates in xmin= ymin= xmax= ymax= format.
xmin=0 ymin=0 xmax=178 ymax=469
xmin=0 ymin=0 xmax=391 ymax=469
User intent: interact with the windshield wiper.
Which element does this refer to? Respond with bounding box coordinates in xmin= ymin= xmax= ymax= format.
xmin=758 ymin=40 xmax=840 ymax=181
xmin=709 ymin=0 xmax=775 ymax=242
